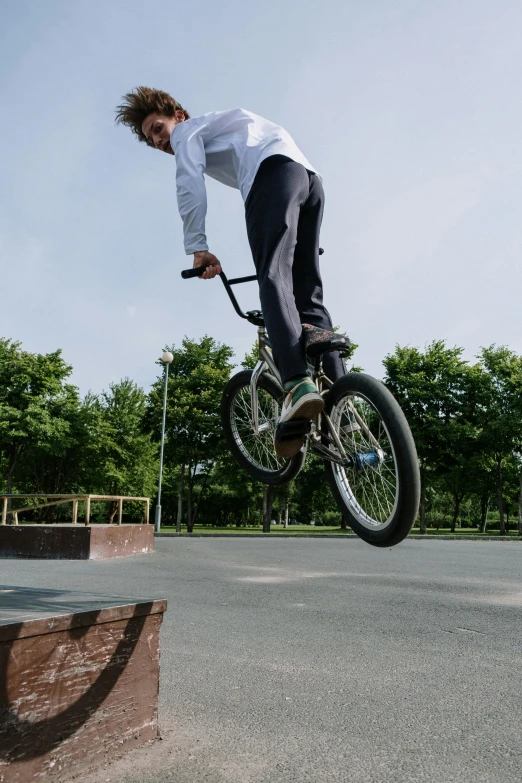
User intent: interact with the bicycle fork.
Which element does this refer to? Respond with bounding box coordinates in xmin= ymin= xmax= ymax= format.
xmin=250 ymin=327 xmax=284 ymax=436
xmin=250 ymin=359 xmax=266 ymax=435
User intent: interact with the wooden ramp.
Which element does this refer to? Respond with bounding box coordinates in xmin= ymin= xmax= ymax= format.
xmin=0 ymin=524 xmax=154 ymax=559
xmin=0 ymin=586 xmax=166 ymax=782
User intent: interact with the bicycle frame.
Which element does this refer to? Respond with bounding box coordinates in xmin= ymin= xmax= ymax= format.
xmin=216 ymin=272 xmax=354 ymax=467
xmin=181 ymin=265 xmax=419 ymax=545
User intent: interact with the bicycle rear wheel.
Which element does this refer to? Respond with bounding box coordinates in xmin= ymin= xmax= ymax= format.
xmin=322 ymin=372 xmax=420 ymax=547
xmin=221 ymin=369 xmax=305 ymax=485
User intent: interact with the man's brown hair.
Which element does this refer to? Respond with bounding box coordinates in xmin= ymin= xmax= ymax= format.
xmin=115 ymin=86 xmax=190 ymax=146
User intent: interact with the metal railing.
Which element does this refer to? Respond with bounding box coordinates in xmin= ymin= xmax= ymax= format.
xmin=0 ymin=494 xmax=150 ymax=526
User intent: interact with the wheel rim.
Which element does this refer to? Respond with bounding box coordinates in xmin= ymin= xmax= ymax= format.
xmin=329 ymin=392 xmax=399 ymax=530
xmin=230 ymin=384 xmax=288 ymax=473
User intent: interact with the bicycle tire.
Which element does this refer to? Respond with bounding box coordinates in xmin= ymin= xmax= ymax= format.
xmin=322 ymin=372 xmax=420 ymax=547
xmin=221 ymin=369 xmax=305 ymax=485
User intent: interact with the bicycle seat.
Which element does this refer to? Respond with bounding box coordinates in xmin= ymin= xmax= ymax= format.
xmin=246 ymin=309 xmax=264 ymax=326
xmin=302 ymin=324 xmax=350 ymax=358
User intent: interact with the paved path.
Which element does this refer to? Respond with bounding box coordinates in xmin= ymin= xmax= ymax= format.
xmin=2 ymin=538 xmax=522 ymax=782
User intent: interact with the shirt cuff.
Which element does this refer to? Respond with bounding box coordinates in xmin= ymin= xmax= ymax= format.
xmin=185 ymin=243 xmax=209 ymax=255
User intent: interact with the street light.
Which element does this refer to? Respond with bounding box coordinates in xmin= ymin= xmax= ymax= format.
xmin=155 ymin=350 xmax=174 ymax=533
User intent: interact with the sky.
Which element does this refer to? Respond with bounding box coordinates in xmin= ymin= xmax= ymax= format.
xmin=1 ymin=0 xmax=521 ymax=395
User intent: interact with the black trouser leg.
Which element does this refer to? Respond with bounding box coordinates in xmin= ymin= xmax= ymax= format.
xmin=293 ymin=172 xmax=346 ymax=383
xmin=245 ymin=156 xmax=345 ymax=385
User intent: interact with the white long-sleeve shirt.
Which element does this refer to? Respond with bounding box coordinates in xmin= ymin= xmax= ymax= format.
xmin=170 ymin=108 xmax=318 ymax=255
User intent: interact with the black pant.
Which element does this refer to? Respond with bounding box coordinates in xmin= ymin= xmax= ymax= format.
xmin=245 ymin=155 xmax=345 ymax=385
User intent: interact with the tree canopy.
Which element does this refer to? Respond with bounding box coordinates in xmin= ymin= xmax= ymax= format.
xmin=2 ymin=334 xmax=522 ymax=535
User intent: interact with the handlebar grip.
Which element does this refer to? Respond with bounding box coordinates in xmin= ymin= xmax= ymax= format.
xmin=181 ymin=266 xmax=206 ymax=279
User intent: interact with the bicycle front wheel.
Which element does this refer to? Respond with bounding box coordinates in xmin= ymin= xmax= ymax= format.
xmin=221 ymin=369 xmax=305 ymax=485
xmin=323 ymin=373 xmax=420 ymax=547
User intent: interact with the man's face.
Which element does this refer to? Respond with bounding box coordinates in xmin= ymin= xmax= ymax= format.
xmin=141 ymin=111 xmax=184 ymax=154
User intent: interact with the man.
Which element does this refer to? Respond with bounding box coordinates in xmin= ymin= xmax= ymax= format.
xmin=115 ymin=87 xmax=346 ymax=457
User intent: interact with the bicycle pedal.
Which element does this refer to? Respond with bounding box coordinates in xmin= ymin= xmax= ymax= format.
xmin=275 ymin=419 xmax=312 ymax=442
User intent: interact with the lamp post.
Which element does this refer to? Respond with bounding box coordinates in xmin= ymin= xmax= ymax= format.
xmin=155 ymin=350 xmax=173 ymax=533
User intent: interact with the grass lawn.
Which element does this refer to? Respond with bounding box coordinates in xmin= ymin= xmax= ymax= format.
xmin=158 ymin=524 xmax=345 ymax=535
xmin=158 ymin=524 xmax=522 ymax=537
xmin=9 ymin=520 xmax=521 ymax=537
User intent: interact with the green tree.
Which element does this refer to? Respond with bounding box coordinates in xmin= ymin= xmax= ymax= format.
xmin=0 ymin=339 xmax=77 ymax=495
xmin=14 ymin=379 xmax=157 ymax=522
xmin=196 ymin=453 xmax=263 ymax=527
xmin=383 ymin=341 xmax=472 ymax=533
xmin=465 ymin=452 xmax=497 ymax=533
xmin=86 ymin=379 xmax=158 ymax=519
xmin=291 ymin=452 xmax=340 ymax=525
xmin=147 ymin=337 xmax=234 ymax=531
xmin=15 ymin=390 xmax=90 ymax=508
xmin=432 ymin=361 xmax=487 ymax=531
xmin=474 ymin=346 xmax=522 ymax=535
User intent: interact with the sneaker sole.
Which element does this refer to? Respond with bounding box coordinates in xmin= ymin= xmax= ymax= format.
xmin=274 ymin=436 xmax=305 ymax=459
xmin=274 ymin=395 xmax=325 ymax=458
xmin=280 ymin=393 xmax=325 ymax=423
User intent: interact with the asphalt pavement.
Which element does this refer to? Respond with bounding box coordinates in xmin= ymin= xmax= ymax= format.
xmin=2 ymin=537 xmax=522 ymax=783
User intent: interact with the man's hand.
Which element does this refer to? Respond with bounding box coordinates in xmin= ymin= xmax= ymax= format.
xmin=194 ymin=251 xmax=222 ymax=280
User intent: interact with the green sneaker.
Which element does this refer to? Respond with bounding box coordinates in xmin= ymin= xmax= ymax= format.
xmin=274 ymin=377 xmax=324 ymax=458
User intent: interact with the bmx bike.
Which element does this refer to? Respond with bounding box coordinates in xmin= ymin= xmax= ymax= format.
xmin=181 ymin=263 xmax=420 ymax=547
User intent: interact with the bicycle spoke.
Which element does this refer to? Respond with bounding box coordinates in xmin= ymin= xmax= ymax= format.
xmin=231 ymin=386 xmax=286 ymax=473
xmin=329 ymin=391 xmax=399 ymax=528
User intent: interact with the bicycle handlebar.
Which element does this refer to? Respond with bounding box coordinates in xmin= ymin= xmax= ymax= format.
xmin=181 ymin=266 xmax=206 ymax=279
xmin=181 ymin=264 xmax=260 ymax=323
xmin=181 ymin=247 xmax=324 ymax=280
xmin=181 ymin=249 xmax=323 ymax=323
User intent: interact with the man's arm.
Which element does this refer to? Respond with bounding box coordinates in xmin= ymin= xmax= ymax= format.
xmin=174 ymin=123 xmax=222 ymax=280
